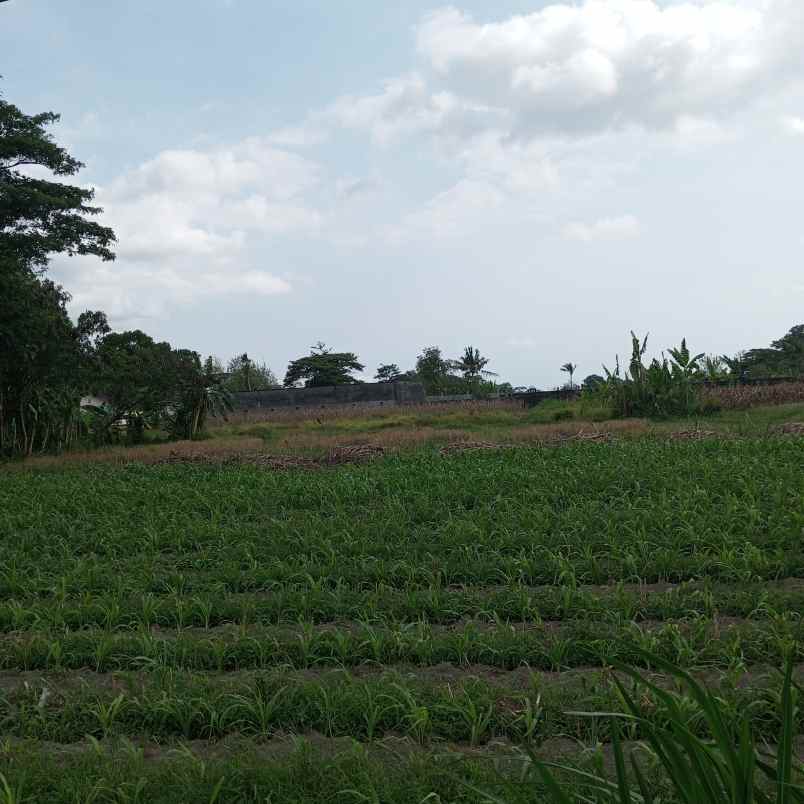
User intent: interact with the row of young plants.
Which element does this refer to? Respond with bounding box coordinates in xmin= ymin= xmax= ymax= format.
xmin=1 ymin=664 xmax=797 ymax=746
xmin=0 ymin=580 xmax=801 ymax=632
xmin=1 ymin=534 xmax=798 ymax=599
xmin=2 ymin=615 xmax=801 ymax=673
xmin=2 ymin=444 xmax=800 ymax=590
xmin=0 ymin=740 xmax=638 ymax=804
xmin=2 ymin=654 xmax=802 ymax=804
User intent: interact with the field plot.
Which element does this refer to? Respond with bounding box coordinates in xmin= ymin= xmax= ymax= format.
xmin=1 ymin=429 xmax=803 ymax=801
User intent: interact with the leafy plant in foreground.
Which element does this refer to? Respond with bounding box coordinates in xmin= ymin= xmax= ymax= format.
xmin=526 ymin=651 xmax=803 ymax=803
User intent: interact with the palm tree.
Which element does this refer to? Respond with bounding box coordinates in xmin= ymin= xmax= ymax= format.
xmin=560 ymin=362 xmax=577 ymax=389
xmin=458 ymin=346 xmax=496 ymax=382
xmin=457 ymin=346 xmax=498 ymax=395
xmin=168 ymin=357 xmax=233 ymax=440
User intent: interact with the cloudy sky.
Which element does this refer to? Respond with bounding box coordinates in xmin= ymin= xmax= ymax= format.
xmin=3 ymin=0 xmax=803 ymax=386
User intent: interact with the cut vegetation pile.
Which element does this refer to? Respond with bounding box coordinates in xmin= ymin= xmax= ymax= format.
xmin=0 ymin=436 xmax=802 ymax=801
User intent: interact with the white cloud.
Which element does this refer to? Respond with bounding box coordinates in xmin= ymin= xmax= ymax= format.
xmin=335 ymin=176 xmax=380 ymax=200
xmin=781 ymin=115 xmax=804 ymax=135
xmin=415 ymin=1 xmax=803 ymax=138
xmin=562 ymin=214 xmax=640 ymax=241
xmin=312 ymin=0 xmax=803 ymax=209
xmin=673 ymin=115 xmax=737 ymax=147
xmin=328 ymin=74 xmax=504 ymax=145
xmin=453 ymin=131 xmax=559 ymax=193
xmin=266 ymin=124 xmax=329 ymax=147
xmin=385 ymin=179 xmax=505 ymax=243
xmin=56 ymin=139 xmax=324 ymax=322
xmin=107 ymin=139 xmax=319 ymax=202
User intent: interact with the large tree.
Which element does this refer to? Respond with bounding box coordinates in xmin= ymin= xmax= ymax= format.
xmin=90 ymin=330 xmax=177 ymax=440
xmin=374 ymin=363 xmax=403 ymax=383
xmin=0 ymin=93 xmax=116 ymax=455
xmin=284 ymin=342 xmax=364 ymax=388
xmin=742 ymin=325 xmax=804 ymax=377
xmin=414 ymin=346 xmax=455 ymax=395
xmin=1 ymin=96 xmax=116 ymax=273
xmin=457 ymin=346 xmax=496 ymax=388
xmin=226 ymin=353 xmax=277 ymax=392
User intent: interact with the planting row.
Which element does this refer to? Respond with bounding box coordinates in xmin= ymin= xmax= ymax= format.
xmin=0 ymin=580 xmax=802 ymax=633
xmin=2 ymin=616 xmax=801 ymax=673
xmin=2 ymin=442 xmax=801 ymax=597
xmin=0 ymin=738 xmax=640 ymax=804
xmin=1 ymin=663 xmax=798 ymax=746
xmin=3 ymin=544 xmax=801 ymax=600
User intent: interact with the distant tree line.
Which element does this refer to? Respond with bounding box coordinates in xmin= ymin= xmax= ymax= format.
xmin=1 ymin=90 xmax=801 ymax=456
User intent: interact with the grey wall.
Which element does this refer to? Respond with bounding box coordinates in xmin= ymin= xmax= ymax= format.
xmin=233 ymin=381 xmax=426 ymax=410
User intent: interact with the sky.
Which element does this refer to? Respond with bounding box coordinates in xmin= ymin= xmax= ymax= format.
xmin=2 ymin=0 xmax=803 ymax=387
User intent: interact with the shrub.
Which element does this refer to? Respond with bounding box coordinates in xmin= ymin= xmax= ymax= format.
xmin=593 ymin=333 xmax=704 ymax=419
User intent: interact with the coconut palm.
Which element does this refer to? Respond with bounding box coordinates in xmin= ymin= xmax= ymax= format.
xmin=457 ymin=346 xmax=497 ymax=385
xmin=166 ymin=356 xmax=233 ymax=440
xmin=560 ymin=362 xmax=577 ymax=389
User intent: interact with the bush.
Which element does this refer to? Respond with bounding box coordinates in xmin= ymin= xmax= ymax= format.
xmin=592 ymin=333 xmax=704 ymax=419
xmin=552 ymin=409 xmax=574 ymax=422
xmin=699 ymin=397 xmax=722 ymax=416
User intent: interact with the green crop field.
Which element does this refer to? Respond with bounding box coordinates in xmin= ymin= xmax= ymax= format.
xmin=1 ymin=420 xmax=803 ymax=801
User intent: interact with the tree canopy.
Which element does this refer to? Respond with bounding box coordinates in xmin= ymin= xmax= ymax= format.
xmin=0 ymin=96 xmax=116 ymax=272
xmin=0 ymin=93 xmax=118 ymax=455
xmin=226 ymin=353 xmax=278 ymax=392
xmin=284 ymin=343 xmax=364 ymax=388
xmin=742 ymin=325 xmax=804 ymax=377
xmin=456 ymin=346 xmax=495 ymax=384
xmin=374 ymin=363 xmax=403 ymax=383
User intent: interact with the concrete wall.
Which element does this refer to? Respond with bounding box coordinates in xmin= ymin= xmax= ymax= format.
xmin=512 ymin=388 xmax=581 ymax=408
xmin=233 ymin=381 xmax=426 ymax=410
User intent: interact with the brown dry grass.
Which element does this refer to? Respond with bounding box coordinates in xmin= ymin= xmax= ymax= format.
xmin=701 ymin=382 xmax=804 ymax=410
xmin=4 ymin=437 xmax=266 ymax=471
xmin=217 ymin=398 xmax=525 ymax=426
xmin=4 ymin=418 xmax=652 ymax=470
xmin=264 ymin=418 xmax=649 ymax=455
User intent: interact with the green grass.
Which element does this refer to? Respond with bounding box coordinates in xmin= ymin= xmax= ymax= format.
xmin=0 ymin=434 xmax=802 ymax=800
xmin=207 ymin=400 xmax=804 ymax=455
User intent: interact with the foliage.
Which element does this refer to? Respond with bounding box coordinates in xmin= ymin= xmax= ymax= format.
xmin=529 ymin=651 xmax=802 ymax=804
xmin=164 ymin=355 xmax=233 ymax=440
xmin=595 ymin=333 xmax=705 ymax=418
xmin=284 ymin=342 xmax=364 ymax=388
xmin=414 ymin=346 xmax=456 ymax=395
xmin=456 ymin=346 xmax=496 ymax=386
xmin=90 ymin=335 xmax=232 ymax=443
xmin=0 ymin=92 xmax=116 ymax=457
xmin=225 ymin=353 xmax=277 ymax=392
xmin=582 ymin=374 xmax=605 ymax=391
xmin=742 ymin=325 xmax=804 ymax=378
xmin=0 ymin=95 xmax=115 ymax=271
xmin=701 ymin=354 xmax=730 ymax=380
xmin=374 ymin=363 xmax=403 ymax=383
xmin=412 ymin=346 xmax=502 ymax=396
xmin=91 ymin=330 xmax=177 ymax=441
xmin=1 ymin=438 xmax=803 ymax=797
xmin=0 ymin=272 xmax=108 ymax=456
xmin=560 ymin=362 xmax=577 ymax=388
